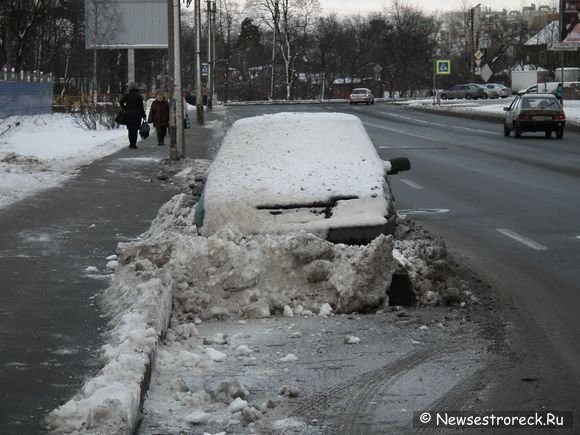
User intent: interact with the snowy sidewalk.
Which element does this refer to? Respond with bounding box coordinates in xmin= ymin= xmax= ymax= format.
xmin=0 ymin=108 xmax=223 ymax=434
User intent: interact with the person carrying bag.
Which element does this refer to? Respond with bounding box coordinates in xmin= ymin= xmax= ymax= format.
xmin=119 ymin=82 xmax=146 ymax=149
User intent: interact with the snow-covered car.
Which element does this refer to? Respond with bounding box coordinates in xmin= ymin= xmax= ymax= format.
xmin=483 ymin=83 xmax=511 ymax=98
xmin=503 ymin=93 xmax=565 ymax=139
xmin=194 ymin=112 xmax=410 ymax=244
xmin=349 ymin=88 xmax=375 ymax=105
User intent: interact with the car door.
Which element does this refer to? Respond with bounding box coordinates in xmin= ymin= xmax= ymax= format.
xmin=505 ymin=96 xmax=520 ymax=127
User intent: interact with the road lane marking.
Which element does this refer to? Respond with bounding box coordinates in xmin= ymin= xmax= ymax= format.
xmin=400 ymin=179 xmax=424 ymax=189
xmin=496 ymin=228 xmax=548 ymax=251
xmin=397 ymin=208 xmax=450 ymax=217
xmin=381 ymin=112 xmax=495 ymax=135
xmin=365 ymin=122 xmax=436 ymax=141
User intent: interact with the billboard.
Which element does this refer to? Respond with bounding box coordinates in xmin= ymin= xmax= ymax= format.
xmin=561 ymin=0 xmax=580 ymax=44
xmin=85 ymin=0 xmax=168 ymax=49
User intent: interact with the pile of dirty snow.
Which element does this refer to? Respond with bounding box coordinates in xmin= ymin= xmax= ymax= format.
xmin=44 ymin=159 xmax=473 ymax=434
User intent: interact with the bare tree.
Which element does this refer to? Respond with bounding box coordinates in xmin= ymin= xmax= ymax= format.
xmin=247 ymin=0 xmax=320 ymax=99
xmin=85 ymin=0 xmax=122 ymax=103
xmin=215 ymin=0 xmax=243 ymax=102
xmin=1 ymin=0 xmax=47 ymax=70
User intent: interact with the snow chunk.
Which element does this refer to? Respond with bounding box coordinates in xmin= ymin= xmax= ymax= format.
xmin=205 ymin=347 xmax=227 ymax=362
xmin=185 ymin=411 xmax=212 ymax=425
xmin=235 ymin=345 xmax=253 ymax=356
xmin=228 ymin=397 xmax=248 ymax=413
xmin=318 ymin=303 xmax=333 ymax=317
xmin=283 ymin=305 xmax=294 ymax=318
xmin=279 ymin=353 xmax=298 ymax=362
xmin=344 ymin=335 xmax=361 ymax=344
xmin=105 ymin=260 xmax=119 ymax=271
xmin=85 ymin=266 xmax=99 ymax=273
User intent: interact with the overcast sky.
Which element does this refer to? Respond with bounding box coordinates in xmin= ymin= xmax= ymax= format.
xmin=318 ymin=0 xmax=556 ymax=16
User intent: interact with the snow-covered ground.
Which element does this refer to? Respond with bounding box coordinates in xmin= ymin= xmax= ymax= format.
xmin=0 ymin=114 xmax=127 ymax=209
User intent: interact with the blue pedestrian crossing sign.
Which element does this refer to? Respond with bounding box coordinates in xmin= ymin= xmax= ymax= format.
xmin=201 ymin=63 xmax=209 ymax=77
xmin=436 ymin=60 xmax=451 ymax=75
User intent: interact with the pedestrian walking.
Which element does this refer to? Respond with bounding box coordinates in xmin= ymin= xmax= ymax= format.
xmin=119 ymin=82 xmax=146 ymax=149
xmin=147 ymin=92 xmax=170 ymax=146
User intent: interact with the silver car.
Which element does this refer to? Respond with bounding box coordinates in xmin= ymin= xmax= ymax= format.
xmin=484 ymin=83 xmax=511 ymax=98
xmin=349 ymin=88 xmax=374 ymax=105
xmin=439 ymin=84 xmax=486 ymax=100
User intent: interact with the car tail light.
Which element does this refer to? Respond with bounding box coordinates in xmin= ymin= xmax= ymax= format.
xmin=553 ymin=113 xmax=566 ymax=121
xmin=518 ymin=114 xmax=531 ymax=120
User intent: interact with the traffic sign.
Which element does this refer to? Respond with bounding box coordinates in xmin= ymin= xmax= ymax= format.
xmin=436 ymin=60 xmax=451 ymax=75
xmin=480 ymin=64 xmax=493 ymax=82
xmin=201 ymin=63 xmax=209 ymax=77
xmin=474 ymin=49 xmax=483 ymax=60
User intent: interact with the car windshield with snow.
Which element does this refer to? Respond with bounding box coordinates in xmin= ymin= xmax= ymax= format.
xmin=194 ymin=112 xmax=410 ymax=244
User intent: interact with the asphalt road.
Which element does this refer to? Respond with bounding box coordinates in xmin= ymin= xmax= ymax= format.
xmin=227 ymin=103 xmax=580 ymax=430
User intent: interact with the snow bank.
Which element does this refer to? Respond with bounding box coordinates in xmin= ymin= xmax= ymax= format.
xmin=0 ymin=113 xmax=126 ymax=209
xmin=44 ymin=162 xmax=471 ymax=434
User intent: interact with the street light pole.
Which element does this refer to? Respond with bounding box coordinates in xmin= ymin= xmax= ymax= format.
xmin=195 ymin=0 xmax=204 ymax=125
xmin=206 ymin=0 xmax=213 ymax=111
xmin=470 ymin=3 xmax=481 ymax=82
xmin=173 ymin=0 xmax=184 ymax=158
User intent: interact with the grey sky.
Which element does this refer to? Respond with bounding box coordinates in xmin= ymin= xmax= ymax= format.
xmin=318 ymin=0 xmax=557 ymax=16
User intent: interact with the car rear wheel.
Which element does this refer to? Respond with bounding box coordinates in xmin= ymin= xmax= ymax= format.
xmin=514 ymin=126 xmax=522 ymax=138
xmin=556 ymin=128 xmax=564 ymax=139
xmin=440 ymin=94 xmax=448 ymax=100
xmin=545 ymin=130 xmax=552 ymax=138
xmin=504 ymin=123 xmax=511 ymax=136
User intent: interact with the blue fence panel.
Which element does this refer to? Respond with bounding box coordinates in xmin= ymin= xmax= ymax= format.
xmin=0 ymin=82 xmax=53 ymax=118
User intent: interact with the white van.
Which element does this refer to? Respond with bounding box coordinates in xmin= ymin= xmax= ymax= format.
xmin=194 ymin=112 xmax=410 ymax=244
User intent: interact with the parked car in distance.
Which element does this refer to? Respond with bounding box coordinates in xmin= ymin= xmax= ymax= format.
xmin=439 ymin=84 xmax=486 ymax=100
xmin=194 ymin=112 xmax=411 ymax=244
xmin=349 ymin=88 xmax=374 ymax=105
xmin=503 ymin=93 xmax=565 ymax=139
xmin=483 ymin=83 xmax=511 ymax=98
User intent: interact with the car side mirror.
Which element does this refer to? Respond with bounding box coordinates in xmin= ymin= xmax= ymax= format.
xmin=503 ymin=107 xmax=509 ymax=111
xmin=385 ymin=157 xmax=411 ymax=175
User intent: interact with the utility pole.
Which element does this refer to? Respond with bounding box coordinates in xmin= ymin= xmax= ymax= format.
xmin=211 ymin=1 xmax=216 ymax=107
xmin=270 ymin=0 xmax=279 ymax=100
xmin=173 ymin=0 xmax=184 ymax=158
xmin=195 ymin=0 xmax=204 ymax=125
xmin=168 ymin=0 xmax=185 ymax=159
xmin=167 ymin=0 xmax=176 ymax=157
xmin=469 ymin=3 xmax=481 ymax=83
xmin=206 ymin=0 xmax=213 ymax=111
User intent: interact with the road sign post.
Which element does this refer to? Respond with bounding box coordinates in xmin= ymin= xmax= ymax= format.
xmin=434 ymin=60 xmax=451 ymax=105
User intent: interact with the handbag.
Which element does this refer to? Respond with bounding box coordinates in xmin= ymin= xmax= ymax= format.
xmin=139 ymin=121 xmax=150 ymax=139
xmin=115 ymin=110 xmax=127 ymax=125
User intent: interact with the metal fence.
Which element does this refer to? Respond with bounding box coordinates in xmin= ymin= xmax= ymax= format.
xmin=0 ymin=69 xmax=54 ymax=118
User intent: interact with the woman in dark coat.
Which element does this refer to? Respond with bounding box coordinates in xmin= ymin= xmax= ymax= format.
xmin=147 ymin=92 xmax=170 ymax=146
xmin=119 ymin=82 xmax=146 ymax=149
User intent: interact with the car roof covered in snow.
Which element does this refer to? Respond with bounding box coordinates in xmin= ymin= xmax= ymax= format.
xmin=200 ymin=112 xmax=390 ymax=237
